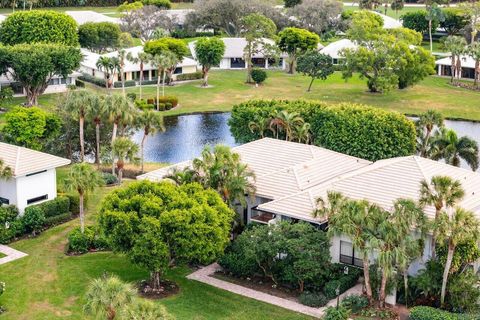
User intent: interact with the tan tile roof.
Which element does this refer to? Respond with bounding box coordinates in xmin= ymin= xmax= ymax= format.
xmin=258 ymin=156 xmax=480 ymax=222
xmin=0 ymin=142 xmax=71 ymax=177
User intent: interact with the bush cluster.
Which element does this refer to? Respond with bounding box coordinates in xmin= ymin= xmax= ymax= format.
xmin=176 ymin=71 xmax=203 ymax=81
xmin=340 ymin=294 xmax=369 ymax=313
xmin=171 ymin=28 xmax=214 ymax=39
xmin=298 ymin=291 xmax=328 ymax=307
xmin=323 ymin=306 xmax=350 ymax=320
xmin=145 ymin=96 xmax=179 ymax=111
xmin=30 ymin=196 xmax=70 ymax=218
xmin=141 ymin=0 xmax=171 ymax=8
xmin=229 ymin=100 xmax=416 ymax=161
xmin=323 ymin=267 xmax=362 ymax=299
xmin=135 ymin=99 xmax=155 ymax=111
xmin=0 ymin=206 xmax=22 ymax=243
xmin=113 ymin=80 xmax=136 ymax=88
xmin=102 ymin=172 xmax=118 ymax=185
xmin=409 ymin=306 xmax=479 ymax=320
xmin=0 ymin=0 xmax=135 ymax=8
xmin=79 ymin=74 xmax=106 ymax=88
xmin=251 ymin=69 xmax=267 ymax=84
xmin=67 ymin=226 xmax=109 ymax=254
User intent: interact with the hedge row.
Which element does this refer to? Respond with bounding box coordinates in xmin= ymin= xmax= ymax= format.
xmin=67 ymin=226 xmax=109 ymax=254
xmin=1 ymin=0 xmax=135 ymax=8
xmin=409 ymin=307 xmax=479 ymax=320
xmin=113 ymin=80 xmax=136 ymax=88
xmin=228 ymin=100 xmax=416 ymax=162
xmin=79 ymin=74 xmax=106 ymax=88
xmin=30 ymin=196 xmax=70 ymax=218
xmin=176 ymin=71 xmax=203 ymax=81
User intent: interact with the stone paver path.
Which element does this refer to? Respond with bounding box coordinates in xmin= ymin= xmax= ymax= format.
xmin=326 ymin=283 xmax=363 ymax=307
xmin=188 ymin=263 xmax=326 ymax=318
xmin=0 ymin=244 xmax=28 ymax=265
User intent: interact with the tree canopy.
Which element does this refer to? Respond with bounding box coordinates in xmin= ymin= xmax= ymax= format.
xmin=194 ymin=37 xmax=226 ymax=87
xmin=78 ymin=22 xmax=121 ymax=53
xmin=144 ymin=37 xmax=189 ymax=61
xmin=277 ymin=27 xmax=319 ymax=74
xmin=297 ymin=51 xmax=334 ymax=91
xmin=0 ymin=10 xmax=78 ymax=46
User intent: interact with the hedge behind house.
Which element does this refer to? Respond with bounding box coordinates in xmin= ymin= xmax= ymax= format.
xmin=228 ymin=100 xmax=416 ymax=161
xmin=409 ymin=306 xmax=479 ymax=320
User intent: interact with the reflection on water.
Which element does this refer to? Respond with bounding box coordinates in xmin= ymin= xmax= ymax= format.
xmin=134 ymin=112 xmax=480 ymax=170
xmin=133 ymin=112 xmax=237 ymax=163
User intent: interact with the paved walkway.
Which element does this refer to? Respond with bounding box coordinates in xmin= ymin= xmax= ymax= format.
xmin=190 ymin=263 xmax=343 ymax=318
xmin=326 ymin=282 xmax=363 ymax=307
xmin=0 ymin=244 xmax=28 ymax=265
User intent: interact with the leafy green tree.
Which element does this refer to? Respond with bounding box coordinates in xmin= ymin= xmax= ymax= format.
xmin=415 ymin=110 xmax=444 ymax=157
xmin=112 ymin=137 xmax=139 ymax=183
xmin=277 ymin=27 xmax=319 ymax=74
xmin=64 ymin=163 xmax=104 ymax=233
xmin=142 ymin=0 xmax=171 ymax=9
xmin=346 ymin=10 xmax=384 ymax=43
xmin=84 ymin=274 xmax=136 ymax=320
xmin=395 ymin=45 xmax=435 ymax=89
xmin=0 ymin=10 xmax=78 ymax=46
xmin=391 ymin=0 xmax=404 ymax=18
xmin=426 ymin=4 xmax=445 ymax=51
xmin=459 ymin=1 xmax=480 ymax=44
xmin=440 ymin=8 xmax=470 ymax=36
xmin=0 ymin=159 xmax=12 ymax=179
xmin=443 ymin=35 xmax=467 ymax=84
xmin=239 ymin=13 xmax=277 ymax=83
xmin=430 ymin=128 xmax=479 ymax=171
xmin=419 ymin=175 xmax=465 ymax=259
xmin=2 ymin=106 xmax=61 ymax=150
xmin=98 ymin=181 xmax=235 ymax=287
xmin=78 ymin=22 xmax=121 ymax=53
xmin=136 ymin=110 xmax=164 ymax=173
xmin=468 ymin=42 xmax=480 ymax=87
xmin=194 ymin=37 xmax=226 ymax=87
xmin=64 ymin=90 xmax=101 ymax=162
xmin=0 ymin=44 xmax=81 ymax=106
xmin=436 ymin=208 xmax=480 ymax=307
xmin=297 ymin=51 xmax=334 ymax=92
xmin=402 ymin=11 xmax=437 ymax=35
xmin=144 ymin=38 xmax=189 ymax=83
xmin=287 ymin=0 xmax=343 ymax=36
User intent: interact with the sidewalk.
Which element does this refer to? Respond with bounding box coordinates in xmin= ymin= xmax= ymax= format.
xmin=0 ymin=244 xmax=28 ymax=265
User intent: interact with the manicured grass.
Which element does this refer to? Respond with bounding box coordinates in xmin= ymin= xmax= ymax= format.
xmin=0 ymin=170 xmax=313 ymax=320
xmin=0 ymin=252 xmax=5 ymax=258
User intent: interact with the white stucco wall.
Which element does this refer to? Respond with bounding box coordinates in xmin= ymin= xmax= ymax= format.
xmin=0 ymin=178 xmax=17 ymax=207
xmin=14 ymin=169 xmax=58 ymax=213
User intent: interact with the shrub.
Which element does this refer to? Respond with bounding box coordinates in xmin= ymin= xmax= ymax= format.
xmin=31 ymin=196 xmax=70 ymax=218
xmin=229 ymin=100 xmax=416 ymax=161
xmin=157 ymin=103 xmax=166 ymax=111
xmin=127 ymin=92 xmax=137 ymax=101
xmin=43 ymin=212 xmax=73 ymax=227
xmin=79 ymin=74 xmax=106 ymax=88
xmin=21 ymin=206 xmax=45 ymax=236
xmin=142 ymin=0 xmax=171 ymax=9
xmin=251 ymin=68 xmax=267 ymax=84
xmin=135 ymin=99 xmax=155 ymax=110
xmin=0 ymin=205 xmax=21 ymax=244
xmin=218 ymin=240 xmax=259 ymax=278
xmin=75 ymin=79 xmax=85 ymax=88
xmin=340 ymin=294 xmax=369 ymax=313
xmin=298 ymin=291 xmax=328 ymax=307
xmin=359 ymin=308 xmax=398 ymax=319
xmin=113 ymin=80 xmax=136 ymax=88
xmin=409 ymin=306 xmax=478 ymax=320
xmin=323 ymin=306 xmax=350 ymax=320
xmin=401 ymin=11 xmax=437 ymax=35
xmin=67 ymin=226 xmax=108 ymax=254
xmin=64 ymin=193 xmax=87 ymax=215
xmin=156 ymin=95 xmax=178 ymax=107
xmin=176 ymin=71 xmax=203 ymax=81
xmin=323 ymin=271 xmax=361 ymax=299
xmin=102 ymin=172 xmax=118 ymax=185
xmin=165 ymin=102 xmax=173 ymax=110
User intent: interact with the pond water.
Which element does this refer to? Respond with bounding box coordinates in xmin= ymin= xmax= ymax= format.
xmin=133 ymin=112 xmax=480 ymax=169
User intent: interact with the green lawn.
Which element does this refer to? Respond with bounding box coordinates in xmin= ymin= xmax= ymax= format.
xmin=0 ymin=172 xmax=312 ymax=320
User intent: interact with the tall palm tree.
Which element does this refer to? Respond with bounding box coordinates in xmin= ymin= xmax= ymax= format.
xmin=430 ymin=128 xmax=479 ymax=171
xmin=150 ymin=52 xmax=178 ymax=110
xmin=416 ymin=110 xmax=444 ymax=157
xmin=436 ymin=207 xmax=480 ymax=307
xmin=90 ymin=94 xmax=106 ymax=166
xmin=112 ymin=137 xmax=139 ymax=183
xmin=0 ymin=159 xmax=12 ymax=179
xmin=126 ymin=52 xmax=151 ymax=100
xmin=294 ymin=122 xmax=312 ymax=144
xmin=64 ymin=90 xmax=100 ymax=162
xmin=315 ymin=192 xmax=376 ymax=303
xmin=426 ymin=4 xmax=444 ymax=52
xmin=248 ymin=115 xmax=271 ymax=139
xmin=136 ymin=110 xmax=165 ymax=173
xmin=275 ymin=111 xmax=305 ymax=141
xmin=419 ymin=175 xmax=465 ymax=259
xmin=96 ymin=56 xmax=115 ymax=89
xmin=64 ymin=163 xmax=104 ymax=233
xmin=443 ymin=35 xmax=467 ymax=84
xmin=117 ymin=50 xmax=127 ymax=97
xmin=104 ymin=95 xmax=137 ymax=174
xmin=468 ymin=42 xmax=480 ymax=87
xmin=84 ymin=274 xmax=136 ymax=320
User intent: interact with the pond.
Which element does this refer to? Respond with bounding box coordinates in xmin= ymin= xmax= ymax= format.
xmin=133 ymin=112 xmax=480 ymax=170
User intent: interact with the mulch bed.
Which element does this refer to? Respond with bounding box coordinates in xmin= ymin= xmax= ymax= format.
xmin=212 ymin=271 xmax=300 ymax=301
xmin=138 ymin=279 xmax=180 ymax=300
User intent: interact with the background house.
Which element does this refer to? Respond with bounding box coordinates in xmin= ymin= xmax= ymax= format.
xmin=0 ymin=72 xmax=80 ymax=96
xmin=320 ymin=39 xmax=357 ymax=65
xmin=0 ymin=142 xmax=70 ymax=213
xmin=65 ymin=10 xmax=119 ymax=25
xmin=435 ymin=55 xmax=476 ymax=80
xmin=189 ymin=38 xmax=287 ymax=70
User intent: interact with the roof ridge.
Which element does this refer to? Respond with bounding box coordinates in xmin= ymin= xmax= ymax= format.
xmin=14 ymin=147 xmax=20 ymax=176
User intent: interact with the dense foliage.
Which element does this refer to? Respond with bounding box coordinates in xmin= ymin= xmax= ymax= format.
xmin=410 ymin=306 xmax=479 ymax=320
xmin=67 ymin=226 xmax=108 ymax=254
xmin=0 ymin=10 xmax=78 ymax=46
xmin=402 ymin=11 xmax=439 ymax=35
xmin=229 ymin=100 xmax=416 ymax=161
xmin=78 ymin=22 xmax=121 ymax=53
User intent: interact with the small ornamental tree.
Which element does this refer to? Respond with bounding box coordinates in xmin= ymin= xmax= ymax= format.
xmin=297 ymin=51 xmax=334 ymax=92
xmin=277 ymin=27 xmax=319 ymax=74
xmin=0 ymin=10 xmax=78 ymax=46
xmin=194 ymin=37 xmax=226 ymax=87
xmin=144 ymin=38 xmax=189 ymax=84
xmin=98 ymin=181 xmax=235 ymax=291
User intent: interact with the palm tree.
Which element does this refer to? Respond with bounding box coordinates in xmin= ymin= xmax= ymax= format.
xmin=419 ymin=175 xmax=465 ymax=259
xmin=136 ymin=110 xmax=165 ymax=173
xmin=294 ymin=122 xmax=312 ymax=144
xmin=84 ymin=274 xmax=136 ymax=320
xmin=104 ymin=95 xmax=137 ymax=174
xmin=150 ymin=52 xmax=178 ymax=110
xmin=64 ymin=163 xmax=104 ymax=233
xmin=436 ymin=207 xmax=480 ymax=307
xmin=443 ymin=36 xmax=467 ymax=84
xmin=64 ymin=90 xmax=100 ymax=162
xmin=112 ymin=137 xmax=139 ymax=183
xmin=126 ymin=52 xmax=150 ymax=100
xmin=117 ymin=50 xmax=127 ymax=97
xmin=315 ymin=192 xmax=376 ymax=303
xmin=0 ymin=159 xmax=12 ymax=179
xmin=248 ymin=115 xmax=271 ymax=139
xmin=426 ymin=4 xmax=444 ymax=52
xmin=277 ymin=111 xmax=305 ymax=141
xmin=430 ymin=128 xmax=479 ymax=171
xmin=90 ymin=94 xmax=106 ymax=166
xmin=416 ymin=110 xmax=444 ymax=157
xmin=121 ymin=299 xmax=173 ymax=320
xmin=468 ymin=42 xmax=480 ymax=87
xmin=96 ymin=56 xmax=115 ymax=89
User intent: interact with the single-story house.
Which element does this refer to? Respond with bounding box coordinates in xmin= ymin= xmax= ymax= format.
xmin=66 ymin=10 xmax=119 ymax=25
xmin=189 ymin=38 xmax=288 ymax=70
xmin=435 ymin=55 xmax=477 ymax=80
xmin=320 ymin=39 xmax=357 ymax=64
xmin=138 ymin=138 xmax=480 ymax=304
xmin=80 ymin=46 xmax=198 ymax=85
xmin=0 ymin=72 xmax=80 ymax=96
xmin=0 ymin=142 xmax=70 ymax=213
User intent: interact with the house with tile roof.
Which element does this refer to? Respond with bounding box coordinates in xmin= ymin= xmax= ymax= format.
xmin=0 ymin=142 xmax=70 ymax=213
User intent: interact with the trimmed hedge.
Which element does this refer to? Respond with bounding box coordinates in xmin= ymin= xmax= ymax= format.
xmin=79 ymin=74 xmax=106 ymax=88
xmin=30 ymin=196 xmax=70 ymax=218
xmin=409 ymin=307 xmax=479 ymax=320
xmin=229 ymin=100 xmax=416 ymax=161
xmin=176 ymin=71 xmax=203 ymax=81
xmin=113 ymin=80 xmax=136 ymax=88
xmin=298 ymin=291 xmax=328 ymax=307
xmin=44 ymin=212 xmax=73 ymax=227
xmin=67 ymin=226 xmax=109 ymax=254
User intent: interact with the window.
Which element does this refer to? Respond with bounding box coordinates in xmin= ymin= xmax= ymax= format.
xmin=230 ymin=58 xmax=246 ymax=69
xmin=173 ymin=67 xmax=183 ymax=74
xmin=60 ymin=78 xmax=67 ymax=84
xmin=27 ymin=194 xmax=48 ymax=205
xmin=0 ymin=197 xmax=9 ymax=205
xmin=339 ymin=240 xmax=363 ymax=268
xmin=143 ymin=70 xmax=150 ymax=80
